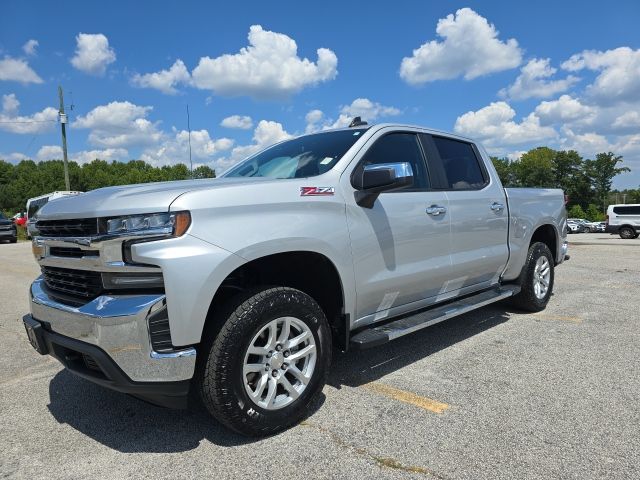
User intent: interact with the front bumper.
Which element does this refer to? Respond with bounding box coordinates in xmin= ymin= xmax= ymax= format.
xmin=23 ymin=314 xmax=190 ymax=408
xmin=28 ymin=277 xmax=196 ymax=386
xmin=0 ymin=228 xmax=16 ymax=238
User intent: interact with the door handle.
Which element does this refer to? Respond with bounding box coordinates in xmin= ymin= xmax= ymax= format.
xmin=490 ymin=202 xmax=505 ymax=212
xmin=426 ymin=205 xmax=447 ymax=216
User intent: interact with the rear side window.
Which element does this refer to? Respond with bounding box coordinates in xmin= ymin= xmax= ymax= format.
xmin=432 ymin=136 xmax=487 ymax=190
xmin=360 ymin=133 xmax=428 ymax=189
xmin=613 ymin=206 xmax=640 ymax=215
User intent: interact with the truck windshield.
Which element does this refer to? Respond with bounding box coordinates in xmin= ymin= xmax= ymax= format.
xmin=224 ymin=129 xmax=367 ymax=178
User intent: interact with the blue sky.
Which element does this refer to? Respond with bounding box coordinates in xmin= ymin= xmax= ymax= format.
xmin=1 ymin=0 xmax=639 ymax=187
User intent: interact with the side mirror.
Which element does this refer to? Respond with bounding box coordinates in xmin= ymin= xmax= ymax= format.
xmin=353 ymin=162 xmax=414 ymax=208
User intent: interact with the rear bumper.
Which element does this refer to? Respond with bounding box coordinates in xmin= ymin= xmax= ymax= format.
xmin=22 ymin=314 xmax=190 ymax=408
xmin=28 ymin=277 xmax=196 ymax=383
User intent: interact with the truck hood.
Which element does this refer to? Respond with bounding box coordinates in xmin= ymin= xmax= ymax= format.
xmin=36 ymin=177 xmax=276 ymax=220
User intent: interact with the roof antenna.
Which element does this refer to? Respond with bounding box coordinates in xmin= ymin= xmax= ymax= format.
xmin=187 ymin=104 xmax=193 ymax=177
xmin=349 ymin=116 xmax=368 ymax=128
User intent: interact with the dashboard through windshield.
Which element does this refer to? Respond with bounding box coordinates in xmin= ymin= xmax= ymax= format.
xmin=224 ymin=129 xmax=368 ymax=179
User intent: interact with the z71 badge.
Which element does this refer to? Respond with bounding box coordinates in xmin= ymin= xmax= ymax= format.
xmin=300 ymin=187 xmax=335 ymax=196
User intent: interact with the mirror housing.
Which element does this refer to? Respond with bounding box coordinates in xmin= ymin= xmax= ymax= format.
xmin=353 ymin=162 xmax=414 ymax=208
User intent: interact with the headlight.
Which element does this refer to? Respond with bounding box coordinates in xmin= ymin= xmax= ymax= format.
xmin=105 ymin=211 xmax=191 ymax=237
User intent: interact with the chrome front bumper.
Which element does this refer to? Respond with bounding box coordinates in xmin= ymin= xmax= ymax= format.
xmin=29 ymin=277 xmax=196 ymax=382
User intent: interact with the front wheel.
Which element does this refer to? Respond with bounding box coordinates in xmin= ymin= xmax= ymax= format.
xmin=197 ymin=287 xmax=331 ymax=436
xmin=510 ymin=242 xmax=554 ymax=312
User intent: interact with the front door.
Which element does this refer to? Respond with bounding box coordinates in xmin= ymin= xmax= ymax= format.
xmin=344 ymin=131 xmax=452 ymax=326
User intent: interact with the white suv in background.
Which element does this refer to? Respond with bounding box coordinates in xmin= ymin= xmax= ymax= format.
xmin=606 ymin=204 xmax=640 ymax=239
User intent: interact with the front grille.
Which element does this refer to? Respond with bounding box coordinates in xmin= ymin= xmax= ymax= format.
xmin=42 ymin=266 xmax=103 ymax=300
xmin=0 ymin=224 xmax=14 ymax=231
xmin=36 ymin=218 xmax=98 ymax=237
xmin=49 ymin=247 xmax=99 ymax=258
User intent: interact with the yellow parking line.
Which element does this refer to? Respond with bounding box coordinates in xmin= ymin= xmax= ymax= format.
xmin=364 ymin=382 xmax=450 ymax=414
xmin=532 ymin=313 xmax=582 ymax=323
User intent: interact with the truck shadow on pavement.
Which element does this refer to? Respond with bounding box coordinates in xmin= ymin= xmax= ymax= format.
xmin=45 ymin=305 xmax=511 ymax=452
xmin=46 ymin=370 xmax=265 ymax=451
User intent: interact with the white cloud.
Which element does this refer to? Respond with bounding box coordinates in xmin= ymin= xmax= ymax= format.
xmin=305 ymin=109 xmax=324 ymax=133
xmin=73 ymin=101 xmax=162 ymax=148
xmin=22 ymin=39 xmax=39 ymax=56
xmin=72 ymin=148 xmax=128 ymax=164
xmin=217 ymin=120 xmax=293 ymax=172
xmin=454 ymin=101 xmax=556 ymax=147
xmin=534 ymin=95 xmax=595 ymax=125
xmin=141 ymin=129 xmax=233 ymax=166
xmin=70 ymin=33 xmax=116 ymax=76
xmin=220 ymin=115 xmax=253 ymax=130
xmin=36 ymin=145 xmax=63 ymax=160
xmin=0 ymin=151 xmax=29 ymax=163
xmin=612 ymin=111 xmax=640 ymax=130
xmin=8 ymin=145 xmax=128 ymax=164
xmin=131 ymin=59 xmax=191 ymax=94
xmin=400 ymin=8 xmax=522 ymax=85
xmin=500 ymin=58 xmax=579 ymax=100
xmin=306 ymin=98 xmax=401 ymax=132
xmin=562 ymin=47 xmax=640 ymax=104
xmin=560 ymin=128 xmax=613 ymax=155
xmin=0 ymin=94 xmax=57 ymax=134
xmin=0 ymin=56 xmax=43 ymax=84
xmin=191 ymin=25 xmax=338 ymax=99
xmin=2 ymin=93 xmax=20 ymax=114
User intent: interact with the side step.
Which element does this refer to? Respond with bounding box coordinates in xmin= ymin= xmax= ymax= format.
xmin=350 ymin=285 xmax=520 ymax=350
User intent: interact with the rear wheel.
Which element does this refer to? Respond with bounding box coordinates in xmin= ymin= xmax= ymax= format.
xmin=619 ymin=226 xmax=636 ymax=239
xmin=510 ymin=242 xmax=554 ymax=312
xmin=197 ymin=286 xmax=331 ymax=436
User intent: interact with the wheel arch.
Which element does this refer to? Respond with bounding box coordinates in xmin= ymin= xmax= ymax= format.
xmin=200 ymin=250 xmax=348 ymax=350
xmin=530 ymin=223 xmax=559 ymax=263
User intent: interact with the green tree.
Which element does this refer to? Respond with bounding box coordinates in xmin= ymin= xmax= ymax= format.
xmin=584 ymin=152 xmax=630 ymax=211
xmin=568 ymin=204 xmax=586 ymax=219
xmin=514 ymin=147 xmax=555 ymax=187
xmin=585 ymin=204 xmax=605 ymax=222
xmin=490 ymin=157 xmax=516 ymax=186
xmin=193 ymin=165 xmax=216 ymax=179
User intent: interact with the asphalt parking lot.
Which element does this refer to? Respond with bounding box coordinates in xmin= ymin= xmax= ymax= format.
xmin=1 ymin=236 xmax=638 ymax=479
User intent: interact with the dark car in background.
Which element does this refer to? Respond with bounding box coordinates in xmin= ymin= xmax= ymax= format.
xmin=0 ymin=212 xmax=17 ymax=243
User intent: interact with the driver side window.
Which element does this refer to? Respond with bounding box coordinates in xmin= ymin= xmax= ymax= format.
xmin=360 ymin=133 xmax=429 ymax=190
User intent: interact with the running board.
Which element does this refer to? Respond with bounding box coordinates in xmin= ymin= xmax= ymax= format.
xmin=350 ymin=285 xmax=520 ymax=350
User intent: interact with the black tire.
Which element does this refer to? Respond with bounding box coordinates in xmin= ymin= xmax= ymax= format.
xmin=510 ymin=242 xmax=554 ymax=312
xmin=619 ymin=227 xmax=635 ymax=239
xmin=10 ymin=237 xmax=17 ymax=243
xmin=584 ymin=227 xmax=591 ymax=233
xmin=197 ymin=286 xmax=331 ymax=436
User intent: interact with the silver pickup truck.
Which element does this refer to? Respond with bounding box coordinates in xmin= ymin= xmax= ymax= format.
xmin=23 ymin=121 xmax=568 ymax=436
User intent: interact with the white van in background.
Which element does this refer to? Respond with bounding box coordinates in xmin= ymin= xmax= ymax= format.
xmin=26 ymin=191 xmax=83 ymax=238
xmin=606 ymin=204 xmax=640 ymax=239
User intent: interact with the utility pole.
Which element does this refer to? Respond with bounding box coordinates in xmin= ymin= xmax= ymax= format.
xmin=186 ymin=104 xmax=193 ymax=177
xmin=58 ymin=86 xmax=70 ymax=190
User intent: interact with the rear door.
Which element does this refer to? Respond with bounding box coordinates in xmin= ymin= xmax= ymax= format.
xmin=422 ymin=134 xmax=509 ymax=292
xmin=344 ymin=130 xmax=451 ymax=325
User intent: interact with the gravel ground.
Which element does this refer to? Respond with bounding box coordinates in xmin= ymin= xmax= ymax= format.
xmin=0 ymin=238 xmax=638 ymax=479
